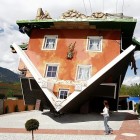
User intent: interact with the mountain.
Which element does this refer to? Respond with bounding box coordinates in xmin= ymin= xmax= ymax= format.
xmin=0 ymin=67 xmax=20 ymax=83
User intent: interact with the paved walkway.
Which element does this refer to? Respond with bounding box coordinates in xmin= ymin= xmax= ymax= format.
xmin=0 ymin=110 xmax=139 ymax=140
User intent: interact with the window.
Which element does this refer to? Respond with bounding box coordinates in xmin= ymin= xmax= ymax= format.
xmin=87 ymin=36 xmax=102 ymax=52
xmin=59 ymin=89 xmax=69 ymax=99
xmin=43 ymin=35 xmax=58 ymax=50
xmin=76 ymin=65 xmax=91 ymax=80
xmin=45 ymin=64 xmax=58 ymax=78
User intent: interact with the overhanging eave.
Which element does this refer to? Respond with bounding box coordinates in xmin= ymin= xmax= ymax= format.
xmin=132 ymin=37 xmax=140 ymax=51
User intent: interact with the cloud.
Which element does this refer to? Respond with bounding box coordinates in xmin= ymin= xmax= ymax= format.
xmin=0 ymin=21 xmax=28 ymax=72
xmin=123 ymin=76 xmax=140 ymax=86
xmin=134 ymin=51 xmax=140 ymax=61
xmin=123 ymin=64 xmax=140 ymax=86
xmin=0 ymin=27 xmax=4 ymax=33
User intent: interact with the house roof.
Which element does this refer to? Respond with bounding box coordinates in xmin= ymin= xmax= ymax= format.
xmin=10 ymin=43 xmax=28 ymax=53
xmin=127 ymin=97 xmax=140 ymax=103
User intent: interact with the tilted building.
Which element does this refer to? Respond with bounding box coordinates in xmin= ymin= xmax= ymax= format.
xmin=12 ymin=8 xmax=140 ymax=113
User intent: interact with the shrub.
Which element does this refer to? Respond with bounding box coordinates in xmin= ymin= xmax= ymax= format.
xmin=15 ymin=105 xmax=19 ymax=112
xmin=136 ymin=104 xmax=140 ymax=115
xmin=5 ymin=105 xmax=9 ymax=113
xmin=25 ymin=119 xmax=39 ymax=140
xmin=25 ymin=105 xmax=28 ymax=111
xmin=6 ymin=89 xmax=14 ymax=98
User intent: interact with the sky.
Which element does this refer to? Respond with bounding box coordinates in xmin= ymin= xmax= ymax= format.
xmin=0 ymin=0 xmax=140 ymax=86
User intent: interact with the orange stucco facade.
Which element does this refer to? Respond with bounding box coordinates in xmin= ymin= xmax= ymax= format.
xmin=19 ymin=29 xmax=121 ymax=97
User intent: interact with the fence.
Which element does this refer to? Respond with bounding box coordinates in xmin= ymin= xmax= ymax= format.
xmin=3 ymin=99 xmax=34 ymax=114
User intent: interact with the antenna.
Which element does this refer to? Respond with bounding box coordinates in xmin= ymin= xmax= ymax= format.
xmin=116 ymin=0 xmax=118 ymax=13
xmin=103 ymin=0 xmax=104 ymax=13
xmin=89 ymin=0 xmax=93 ymax=14
xmin=83 ymin=0 xmax=87 ymax=16
xmin=122 ymin=0 xmax=125 ymax=14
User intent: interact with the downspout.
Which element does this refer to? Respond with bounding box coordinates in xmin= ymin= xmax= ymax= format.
xmin=117 ymin=32 xmax=126 ymax=111
xmin=117 ymin=75 xmax=122 ymax=111
xmin=120 ymin=32 xmax=124 ymax=52
xmin=117 ymin=32 xmax=123 ymax=110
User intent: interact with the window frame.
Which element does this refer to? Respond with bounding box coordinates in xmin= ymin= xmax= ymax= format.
xmin=58 ymin=89 xmax=69 ymax=99
xmin=45 ymin=63 xmax=59 ymax=78
xmin=42 ymin=35 xmax=58 ymax=50
xmin=86 ymin=36 xmax=103 ymax=52
xmin=76 ymin=65 xmax=92 ymax=81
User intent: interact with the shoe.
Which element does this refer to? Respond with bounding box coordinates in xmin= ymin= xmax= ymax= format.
xmin=109 ymin=130 xmax=113 ymax=134
xmin=104 ymin=132 xmax=110 ymax=135
xmin=105 ymin=133 xmax=109 ymax=135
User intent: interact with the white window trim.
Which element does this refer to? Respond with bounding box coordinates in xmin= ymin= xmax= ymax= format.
xmin=76 ymin=65 xmax=92 ymax=81
xmin=58 ymin=89 xmax=69 ymax=99
xmin=42 ymin=35 xmax=58 ymax=50
xmin=86 ymin=36 xmax=103 ymax=52
xmin=45 ymin=63 xmax=59 ymax=79
xmin=28 ymin=78 xmax=32 ymax=91
xmin=100 ymin=83 xmax=117 ymax=99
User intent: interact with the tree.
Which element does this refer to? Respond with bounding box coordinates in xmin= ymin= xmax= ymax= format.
xmin=25 ymin=119 xmax=39 ymax=140
xmin=119 ymin=85 xmax=129 ymax=96
xmin=136 ymin=103 xmax=140 ymax=119
xmin=6 ymin=89 xmax=14 ymax=98
xmin=120 ymin=84 xmax=140 ymax=96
